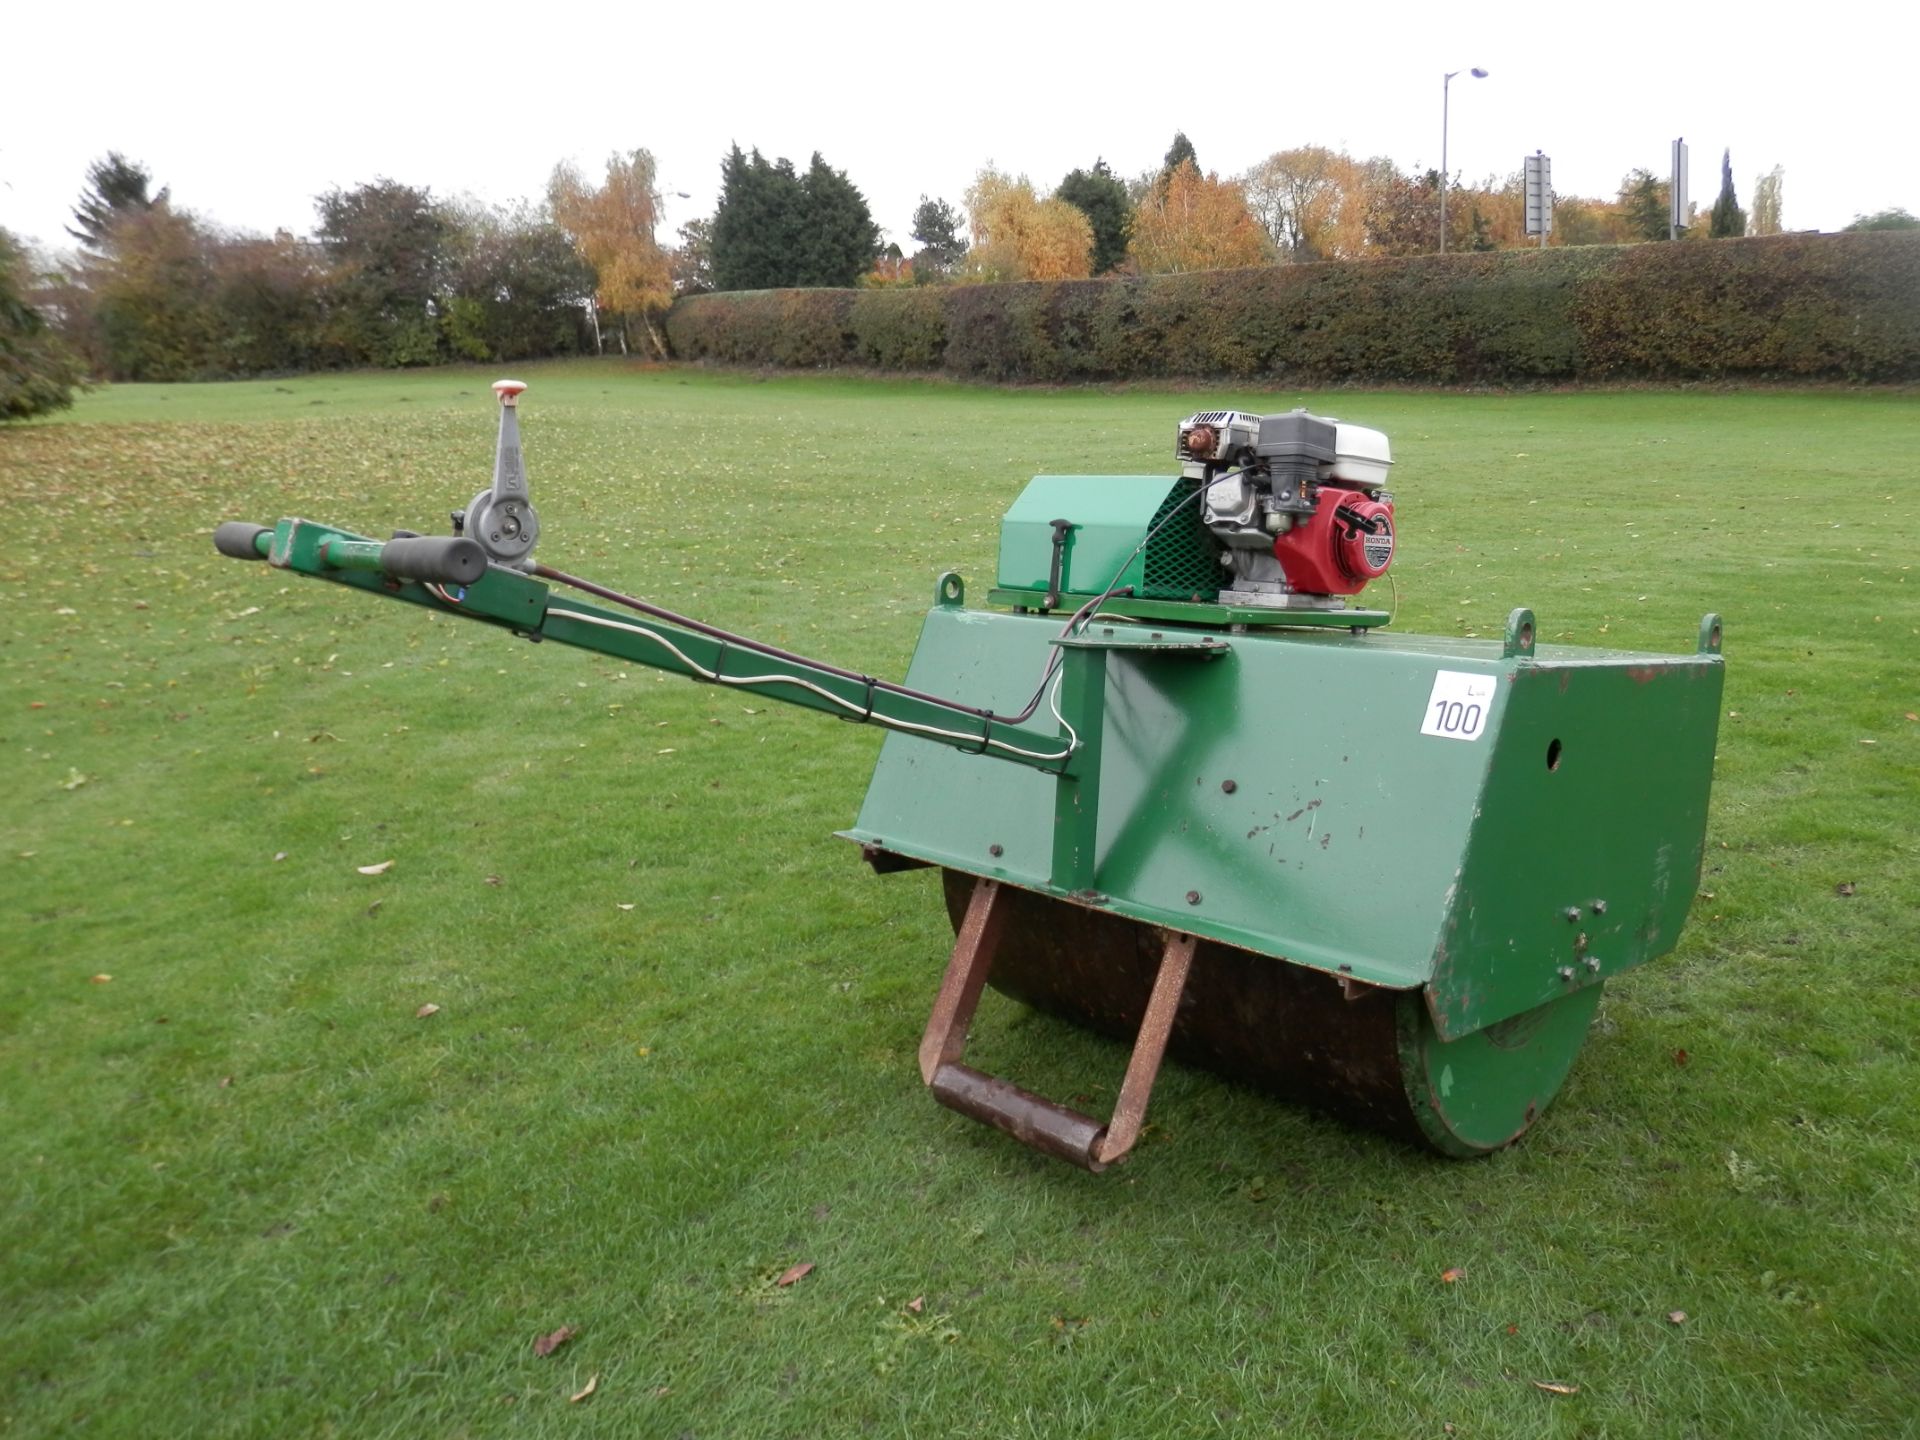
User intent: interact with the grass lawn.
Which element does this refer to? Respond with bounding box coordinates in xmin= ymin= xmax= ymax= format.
xmin=3 ymin=360 xmax=1916 ymax=1437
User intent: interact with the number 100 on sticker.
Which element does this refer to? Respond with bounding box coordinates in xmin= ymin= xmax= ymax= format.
xmin=1421 ymin=670 xmax=1494 ymax=741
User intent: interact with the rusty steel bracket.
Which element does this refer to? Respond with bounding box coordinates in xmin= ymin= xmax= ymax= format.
xmin=918 ymin=876 xmax=1196 ymax=1172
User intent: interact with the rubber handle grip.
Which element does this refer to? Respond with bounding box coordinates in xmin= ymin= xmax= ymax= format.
xmin=379 ymin=535 xmax=488 ymax=586
xmin=214 ymin=522 xmax=272 ymax=561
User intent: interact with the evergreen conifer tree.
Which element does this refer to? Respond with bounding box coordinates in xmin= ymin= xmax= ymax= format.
xmin=1708 ymin=149 xmax=1746 ymax=238
xmin=1055 ymin=160 xmax=1132 ymax=274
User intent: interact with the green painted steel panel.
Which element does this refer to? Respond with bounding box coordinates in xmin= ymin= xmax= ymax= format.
xmin=848 ymin=608 xmax=1499 ymax=991
xmin=1428 ymin=654 xmax=1723 ymax=1038
xmin=996 ymin=476 xmax=1175 ymax=596
xmin=844 ymin=605 xmax=1723 ymax=1037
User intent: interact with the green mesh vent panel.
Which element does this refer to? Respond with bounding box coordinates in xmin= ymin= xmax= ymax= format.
xmin=1140 ymin=485 xmax=1220 ymax=601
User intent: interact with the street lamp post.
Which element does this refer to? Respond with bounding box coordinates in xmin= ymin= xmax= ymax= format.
xmin=1439 ymin=66 xmax=1488 ymax=254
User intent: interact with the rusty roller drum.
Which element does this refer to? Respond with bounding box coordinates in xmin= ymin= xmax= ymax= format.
xmin=938 ymin=871 xmax=1604 ymax=1156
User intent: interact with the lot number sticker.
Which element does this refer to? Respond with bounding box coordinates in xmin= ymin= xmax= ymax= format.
xmin=1420 ymin=670 xmax=1494 ymax=741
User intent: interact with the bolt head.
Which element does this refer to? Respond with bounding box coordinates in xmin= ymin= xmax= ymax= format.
xmin=1186 ymin=890 xmax=1202 ymax=905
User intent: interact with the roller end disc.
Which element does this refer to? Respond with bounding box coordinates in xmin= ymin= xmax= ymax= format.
xmin=1395 ymin=985 xmax=1604 ymax=1157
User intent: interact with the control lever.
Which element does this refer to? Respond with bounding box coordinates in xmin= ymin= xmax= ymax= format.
xmin=463 ymin=379 xmax=540 ymax=568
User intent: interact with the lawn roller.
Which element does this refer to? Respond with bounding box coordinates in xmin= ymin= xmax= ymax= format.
xmin=213 ymin=382 xmax=1725 ymax=1170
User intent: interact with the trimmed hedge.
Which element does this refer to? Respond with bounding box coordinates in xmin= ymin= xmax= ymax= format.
xmin=665 ymin=232 xmax=1920 ymax=384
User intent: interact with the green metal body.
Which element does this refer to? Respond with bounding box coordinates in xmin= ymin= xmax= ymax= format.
xmin=845 ymin=593 xmax=1724 ymax=1042
xmin=233 ymin=488 xmax=1725 ymax=1157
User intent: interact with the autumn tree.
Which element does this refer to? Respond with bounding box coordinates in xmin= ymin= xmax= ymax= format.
xmin=1749 ymin=166 xmax=1784 ymax=235
xmin=88 ymin=206 xmax=220 ymax=380
xmin=1127 ymin=160 xmax=1269 ymax=274
xmin=549 ymin=150 xmax=673 ymax=355
xmin=206 ymin=229 xmax=331 ymax=374
xmin=860 ymin=243 xmax=915 ymax=288
xmin=909 ymin=196 xmax=966 ymax=279
xmin=1 ymin=229 xmax=84 ymax=419
xmin=1241 ymin=146 xmax=1356 ymax=261
xmin=961 ymin=168 xmax=1093 ymax=282
xmin=1364 ymin=167 xmax=1447 ymax=256
xmin=1054 ymin=160 xmax=1132 ymax=273
xmin=1708 ymin=149 xmax=1745 ymax=238
xmin=68 ymin=153 xmax=169 ymax=251
xmin=1551 ymin=194 xmax=1629 ymax=246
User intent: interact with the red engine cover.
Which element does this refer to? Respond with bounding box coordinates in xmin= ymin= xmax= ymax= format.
xmin=1269 ymin=486 xmax=1395 ymax=596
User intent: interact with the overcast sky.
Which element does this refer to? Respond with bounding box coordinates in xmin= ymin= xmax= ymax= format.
xmin=3 ymin=0 xmax=1912 ymax=257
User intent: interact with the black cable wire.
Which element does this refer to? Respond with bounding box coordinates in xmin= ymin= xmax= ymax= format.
xmin=531 ymin=469 xmax=1230 ymax=736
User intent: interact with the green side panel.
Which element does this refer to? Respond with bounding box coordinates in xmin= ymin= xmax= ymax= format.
xmin=847 ymin=608 xmax=1502 ymax=991
xmin=996 ymin=476 xmax=1179 ymax=597
xmin=1428 ymin=652 xmax=1724 ymax=1039
xmin=846 ymin=607 xmax=1723 ymax=1037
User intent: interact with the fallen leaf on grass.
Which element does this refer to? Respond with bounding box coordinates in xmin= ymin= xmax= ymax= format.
xmin=1834 ymin=882 xmax=1857 ymax=897
xmin=1666 ymin=1310 xmax=1688 ymax=1325
xmin=90 ymin=974 xmax=113 ymax=984
xmin=273 ymin=851 xmax=288 ymax=862
xmin=61 ymin=769 xmax=92 ymax=791
xmin=1441 ymin=1267 xmax=1466 ymax=1283
xmin=616 ymin=903 xmax=635 ymax=911
xmin=219 ymin=1076 xmax=233 ymax=1088
xmin=1673 ymin=1049 xmax=1689 ymax=1067
xmin=357 ymin=860 xmax=394 ymax=876
xmin=907 ymin=1296 xmax=925 ymax=1314
xmin=569 ymin=1374 xmax=598 ymax=1404
xmin=533 ymin=1325 xmax=576 ymax=1357
xmin=484 ymin=875 xmax=503 ymax=887
xmin=415 ymin=1003 xmax=440 ymax=1019
xmin=776 ymin=1262 xmax=814 ymax=1287
xmin=1905 ymin=713 xmax=1918 ymax=723
xmin=1532 ymin=1381 xmax=1580 ymax=1396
